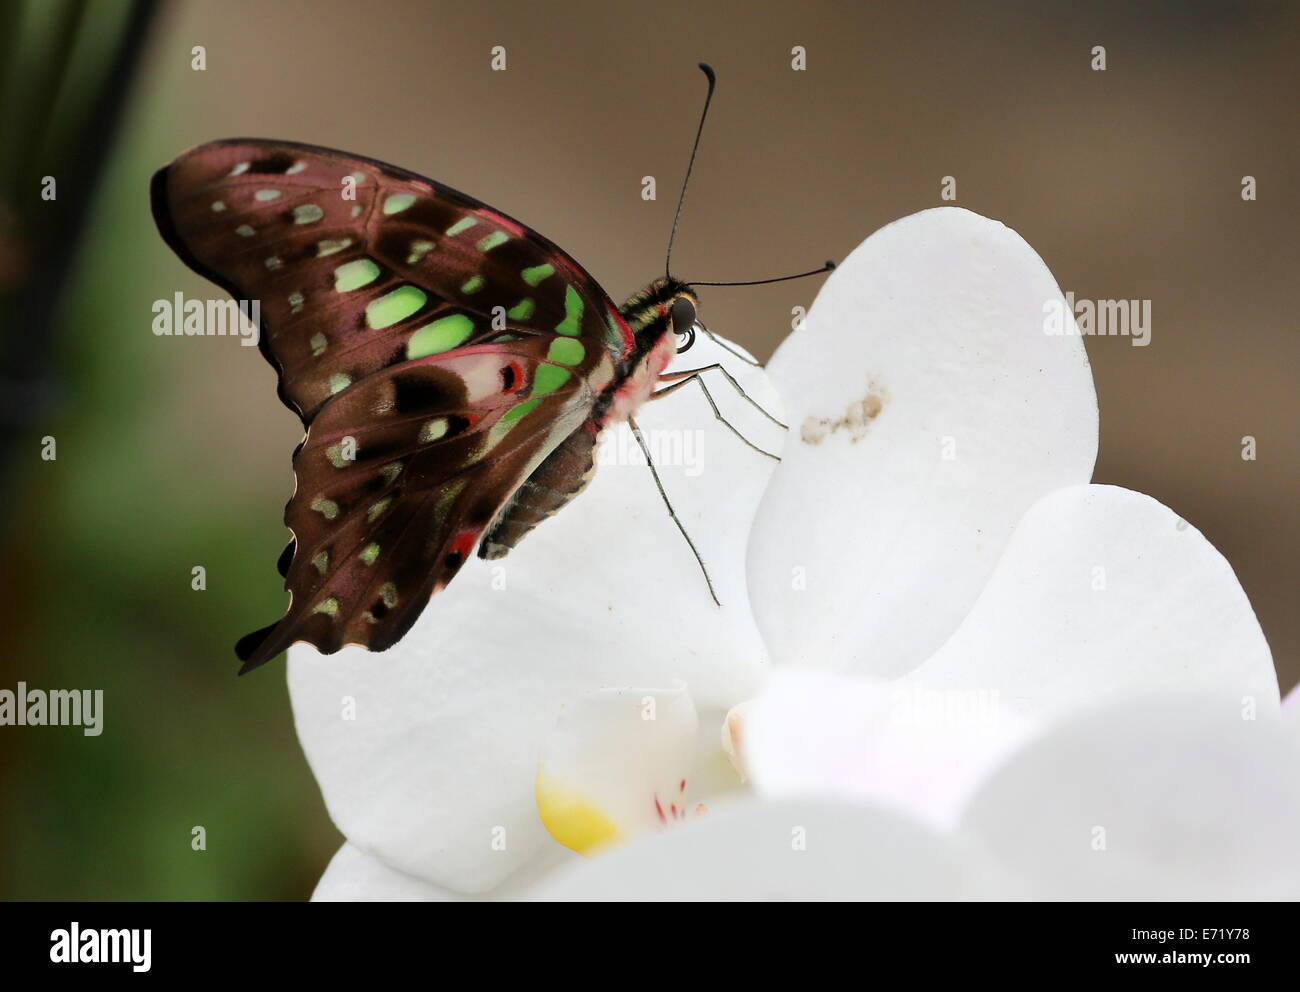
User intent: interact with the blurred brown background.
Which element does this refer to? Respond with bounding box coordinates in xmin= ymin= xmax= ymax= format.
xmin=1 ymin=0 xmax=1295 ymax=899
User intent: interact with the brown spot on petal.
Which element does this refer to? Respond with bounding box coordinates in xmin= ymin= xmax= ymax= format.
xmin=801 ymin=380 xmax=888 ymax=444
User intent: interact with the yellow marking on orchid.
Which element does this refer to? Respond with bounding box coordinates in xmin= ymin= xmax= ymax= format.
xmin=535 ymin=771 xmax=621 ymax=856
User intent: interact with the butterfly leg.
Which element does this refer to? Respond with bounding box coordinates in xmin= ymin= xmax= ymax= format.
xmin=628 ymin=416 xmax=720 ymax=607
xmin=657 ymin=363 xmax=787 ymax=429
xmin=654 ymin=369 xmax=781 ymax=460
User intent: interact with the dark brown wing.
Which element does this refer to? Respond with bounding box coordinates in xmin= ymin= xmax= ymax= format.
xmin=150 ymin=138 xmax=633 ymax=424
xmin=149 ymin=139 xmax=634 ymax=669
xmin=235 ymin=341 xmax=596 ymax=671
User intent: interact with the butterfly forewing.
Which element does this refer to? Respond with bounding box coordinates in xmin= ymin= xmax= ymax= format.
xmin=151 ymin=139 xmax=632 ymax=669
xmin=152 ymin=139 xmax=631 ymax=421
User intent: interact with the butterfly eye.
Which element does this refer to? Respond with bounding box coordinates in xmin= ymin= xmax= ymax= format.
xmin=669 ymin=297 xmax=697 ymax=352
xmin=669 ymin=297 xmax=696 ymax=334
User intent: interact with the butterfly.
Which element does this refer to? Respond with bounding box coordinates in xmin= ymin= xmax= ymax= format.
xmin=150 ymin=65 xmax=829 ymax=673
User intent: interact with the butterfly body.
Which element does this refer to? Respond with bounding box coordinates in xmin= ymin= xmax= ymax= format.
xmin=151 ymin=139 xmax=702 ymax=672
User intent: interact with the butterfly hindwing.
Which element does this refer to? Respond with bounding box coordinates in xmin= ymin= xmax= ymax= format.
xmin=235 ymin=340 xmax=598 ymax=669
xmin=151 ymin=139 xmax=633 ymax=668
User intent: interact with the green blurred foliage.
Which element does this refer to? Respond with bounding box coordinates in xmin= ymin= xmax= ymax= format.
xmin=0 ymin=0 xmax=339 ymax=900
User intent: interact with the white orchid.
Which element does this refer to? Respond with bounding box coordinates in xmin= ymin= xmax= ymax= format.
xmin=289 ymin=207 xmax=1294 ymax=901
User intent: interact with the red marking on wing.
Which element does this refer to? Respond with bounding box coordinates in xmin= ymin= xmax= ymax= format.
xmin=448 ymin=529 xmax=478 ymax=561
xmin=476 ymin=208 xmax=528 ymax=240
xmin=505 ymin=359 xmax=525 ymax=394
xmin=605 ymin=300 xmax=635 ymax=360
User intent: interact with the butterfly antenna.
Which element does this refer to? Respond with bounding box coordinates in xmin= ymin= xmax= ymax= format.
xmin=690 ymin=260 xmax=836 ymax=288
xmin=665 ymin=63 xmax=717 ymax=279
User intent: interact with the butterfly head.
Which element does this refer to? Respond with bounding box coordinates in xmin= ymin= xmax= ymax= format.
xmin=619 ymin=277 xmax=701 ymax=355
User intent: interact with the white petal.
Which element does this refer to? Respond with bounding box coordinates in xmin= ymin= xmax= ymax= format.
xmin=745 ymin=668 xmax=1033 ymax=831
xmin=1284 ymin=684 xmax=1300 ymax=748
xmin=289 ymin=332 xmax=780 ymax=893
xmin=745 ymin=486 xmax=1275 ymax=833
xmin=536 ymin=684 xmax=699 ymax=853
xmin=960 ymin=696 xmax=1300 ymax=899
xmin=527 ymin=797 xmax=1005 ymax=900
xmin=312 ymin=842 xmax=570 ymax=901
xmin=749 ymin=208 xmax=1097 ymax=677
xmin=898 ymin=485 xmax=1278 ymax=719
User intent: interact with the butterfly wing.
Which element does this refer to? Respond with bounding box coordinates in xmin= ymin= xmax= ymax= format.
xmin=151 ymin=138 xmax=634 ymax=422
xmin=237 ymin=342 xmax=597 ymax=671
xmin=151 ymin=139 xmax=632 ymax=669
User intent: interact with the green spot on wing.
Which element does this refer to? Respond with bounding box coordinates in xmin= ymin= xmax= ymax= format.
xmin=522 ymin=263 xmax=555 ymax=287
xmin=532 ymin=364 xmax=572 ymax=396
xmin=383 ymin=193 xmax=416 ymax=215
xmin=446 ymin=217 xmax=477 ymax=236
xmin=360 ymin=543 xmax=380 ymax=565
xmin=547 ymin=337 xmax=584 ymax=366
xmin=556 ymin=285 xmax=584 ymax=336
xmin=461 ymin=275 xmax=485 ymax=294
xmin=501 ymin=398 xmax=541 ymax=425
xmin=310 ymin=498 xmax=339 ymax=519
xmin=313 ymin=597 xmax=339 ymax=617
xmin=293 ymin=204 xmax=324 ymax=224
xmin=476 ymin=231 xmax=508 ymax=252
xmin=406 ymin=239 xmax=435 ymax=264
xmin=408 ymin=314 xmax=475 ymax=358
xmin=318 ymin=238 xmax=353 ymax=257
xmin=328 ymin=373 xmax=352 ymax=394
xmin=334 ymin=258 xmax=380 ymax=291
xmin=366 ymin=285 xmax=427 ymax=329
xmin=507 ymin=298 xmax=535 ymax=320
